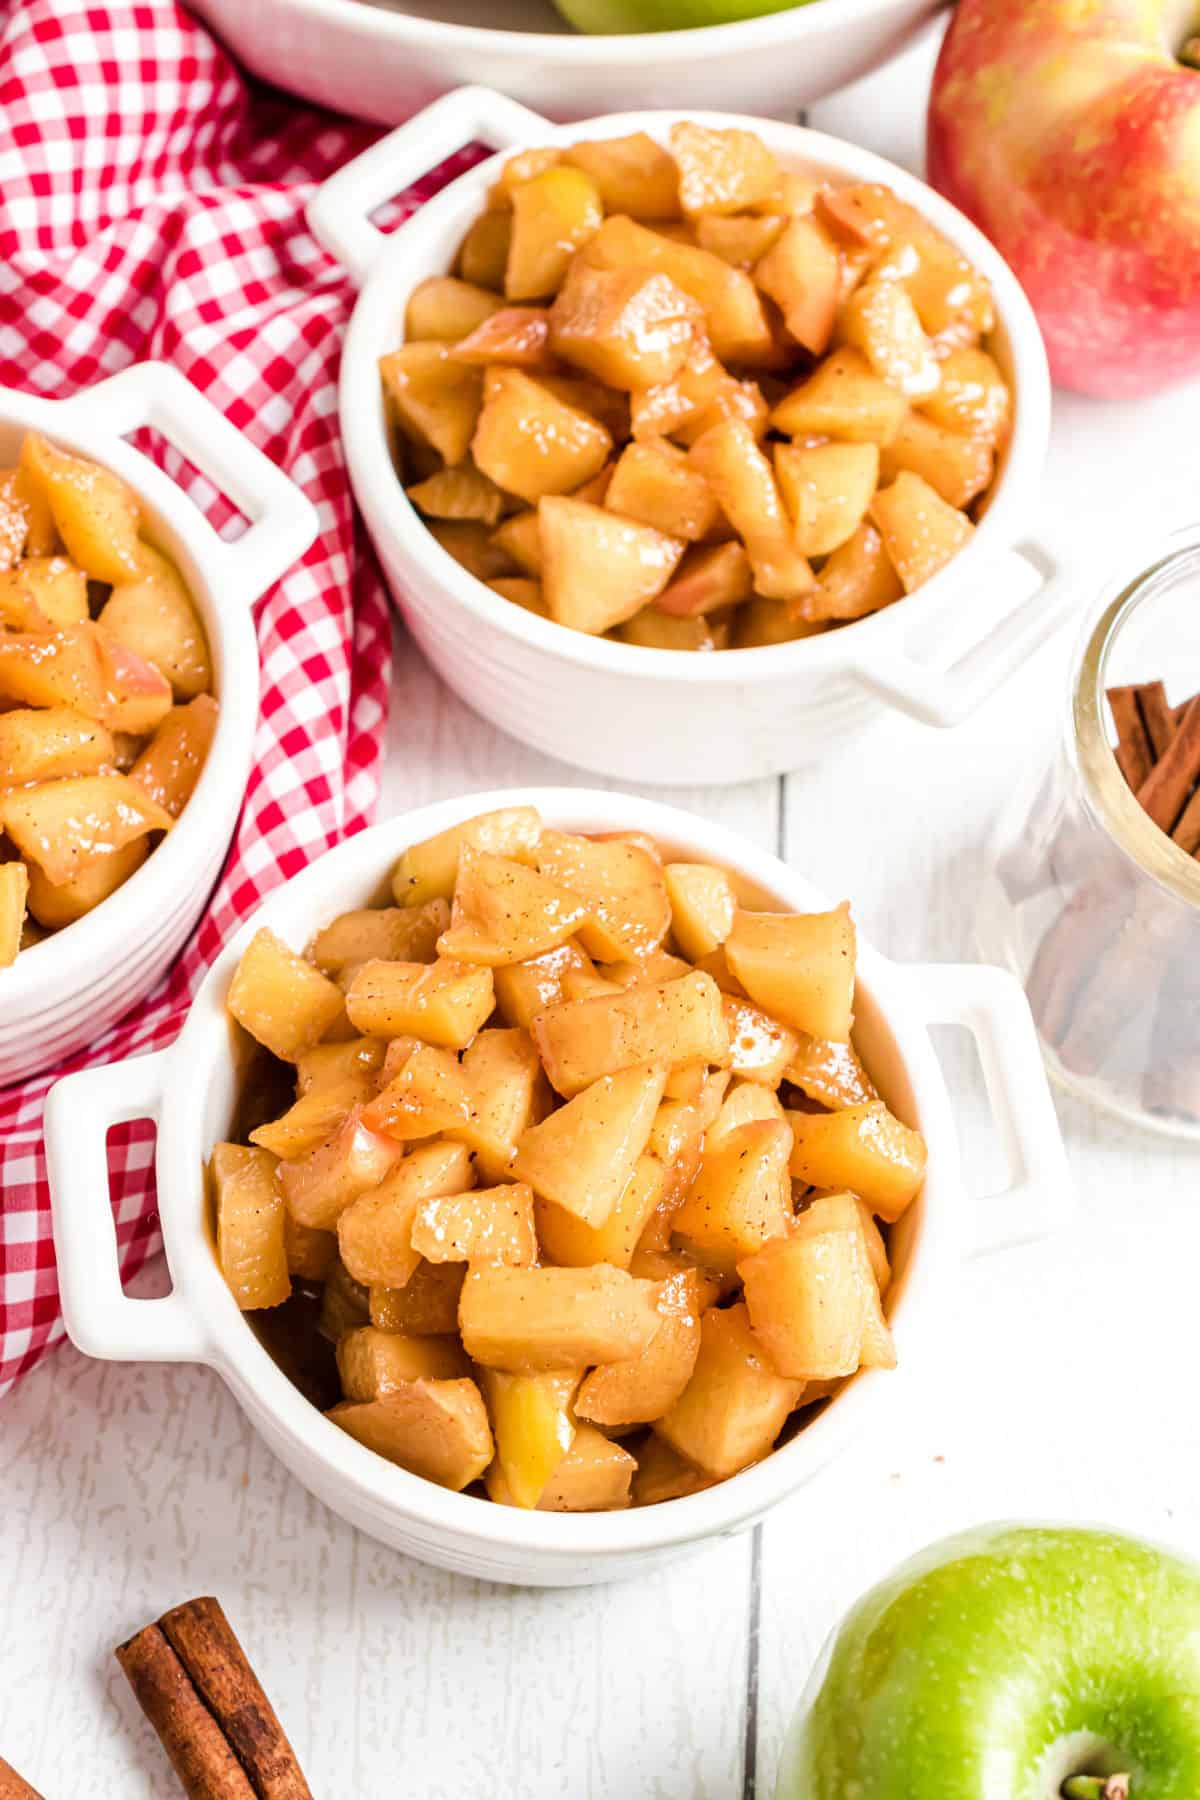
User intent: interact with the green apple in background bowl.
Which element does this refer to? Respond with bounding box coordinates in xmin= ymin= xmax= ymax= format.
xmin=777 ymin=1524 xmax=1200 ymax=1799
xmin=553 ymin=0 xmax=812 ymax=32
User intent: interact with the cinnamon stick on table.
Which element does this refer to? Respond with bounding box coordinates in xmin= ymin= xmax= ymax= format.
xmin=0 ymin=1755 xmax=43 ymax=1799
xmin=116 ymin=1596 xmax=313 ymax=1800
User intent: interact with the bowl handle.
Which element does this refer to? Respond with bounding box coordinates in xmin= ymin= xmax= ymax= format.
xmin=46 ymin=1051 xmax=211 ymax=1364
xmin=910 ymin=961 xmax=1072 ymax=1256
xmin=847 ymin=541 xmax=1074 ymax=728
xmin=306 ymin=86 xmax=554 ymax=288
xmin=53 ymin=362 xmax=318 ymax=603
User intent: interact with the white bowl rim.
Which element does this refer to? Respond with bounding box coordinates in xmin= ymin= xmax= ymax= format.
xmin=341 ymin=106 xmax=1052 ymax=689
xmin=0 ymin=388 xmax=259 ymax=1022
xmin=158 ymin=786 xmax=963 ymax=1563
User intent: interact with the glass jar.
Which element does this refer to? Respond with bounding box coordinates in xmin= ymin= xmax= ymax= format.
xmin=977 ymin=523 xmax=1200 ymax=1138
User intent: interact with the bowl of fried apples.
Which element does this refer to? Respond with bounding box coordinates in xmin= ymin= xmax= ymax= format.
xmin=47 ymin=791 xmax=1069 ymax=1584
xmin=310 ymin=88 xmax=1063 ymax=787
xmin=0 ymin=363 xmax=318 ymax=1085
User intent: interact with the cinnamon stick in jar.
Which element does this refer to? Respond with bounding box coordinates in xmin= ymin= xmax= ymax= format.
xmin=0 ymin=1755 xmax=43 ymax=1799
xmin=1135 ymin=695 xmax=1200 ymax=832
xmin=116 ymin=1596 xmax=312 ymax=1799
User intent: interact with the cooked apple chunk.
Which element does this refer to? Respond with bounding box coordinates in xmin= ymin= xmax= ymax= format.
xmin=804 ymin=522 xmax=903 ymax=624
xmin=869 ymin=471 xmax=974 ymax=592
xmin=226 ymin=927 xmax=345 ymax=1061
xmin=411 ymin=1182 xmax=537 ymax=1267
xmin=279 ymin=1108 xmax=405 ymax=1232
xmin=658 ymin=1302 xmax=803 ymax=1479
xmin=513 ymin=1061 xmax=667 ymax=1225
xmin=370 ymin=1259 xmax=466 ymax=1335
xmin=328 ymin=1379 xmax=494 ymax=1491
xmin=0 ymin=706 xmax=113 ymax=785
xmin=345 ymin=957 xmax=493 ymax=1048
xmin=723 ymin=996 xmax=798 ymax=1088
xmin=461 ymin=1264 xmax=661 ymax=1373
xmin=725 ymin=904 xmax=856 ymax=1042
xmin=336 ymin=1327 xmax=470 ymax=1400
xmin=670 ymin=121 xmax=779 ymax=218
xmin=0 ymin=863 xmax=28 ymax=966
xmin=633 ymin=1433 xmax=717 ymax=1506
xmin=406 ymin=462 xmax=505 ymax=528
xmin=453 ymin=306 xmax=555 ymax=371
xmin=550 ymin=265 xmax=702 ymax=392
xmin=539 ymin=496 xmax=684 ymax=635
xmin=337 ymin=1141 xmax=474 ymax=1289
xmin=456 ymin=208 xmax=511 ymax=288
xmin=391 ymin=804 xmax=541 ymax=908
xmin=490 ymin=509 xmax=543 ymax=576
xmin=673 ymin=1118 xmax=792 ymax=1273
xmin=787 ymin=1100 xmax=926 ymax=1221
xmin=362 ymin=1042 xmax=473 ymax=1143
xmin=21 ymin=432 xmax=143 ymax=585
xmin=404 ymin=275 xmax=506 ymax=343
xmin=562 ymin=133 xmax=680 ymax=219
xmin=783 ymin=1032 xmax=877 ymax=1110
xmin=212 ymin=1142 xmax=290 ymax=1312
xmin=919 ymin=346 xmax=1010 ymax=445
xmin=663 ymin=862 xmax=736 ymax=962
xmin=98 ymin=545 xmax=211 ymax=700
xmin=534 ymin=1424 xmax=635 ymax=1512
xmin=533 ymin=969 xmax=728 ymax=1097
xmin=505 ymin=165 xmax=603 ymax=301
xmin=580 ymin=215 xmax=775 ymax=364
xmin=2 ymin=774 xmax=172 ymax=887
xmin=437 ymin=845 xmax=588 ymax=966
xmin=310 ymin=900 xmax=448 ymax=976
xmin=878 ymin=411 xmax=993 ymax=511
xmin=473 ymin=370 xmax=612 ymax=505
xmin=774 ymin=442 xmax=879 ymax=558
xmin=380 ymin=344 xmax=483 ymax=466
xmin=535 ymin=1152 xmax=665 ymax=1271
xmin=605 ymin=438 xmax=721 ymax=542
xmin=482 ymin=1368 xmax=579 ymax=1508
xmin=0 ymin=555 xmax=88 ymax=629
xmin=284 ymin=1216 xmax=337 ymax=1283
xmin=492 ymin=940 xmax=593 ymax=1032
xmin=755 ymin=215 xmax=842 ymax=356
xmin=770 ymin=346 xmax=907 ymax=445
xmin=23 ymin=839 xmax=148 ymax=928
xmin=738 ymin=1203 xmax=872 ymax=1379
xmin=689 ymin=420 xmax=813 ymax=602
xmin=576 ymin=1271 xmax=703 ymax=1426
xmin=129 ymin=694 xmax=218 ymax=817
xmin=536 ymin=829 xmax=670 ymax=962
xmin=839 ymin=277 xmax=940 ymax=399
xmin=654 ymin=541 xmax=752 ymax=617
xmin=249 ymin=1077 xmax=374 ymax=1160
xmin=296 ymin=1035 xmax=388 ymax=1098
xmin=696 ymin=213 xmax=786 ymax=268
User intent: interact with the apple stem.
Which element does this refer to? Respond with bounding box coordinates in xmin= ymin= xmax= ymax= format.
xmin=1061 ymin=1779 xmax=1131 ymax=1800
xmin=1181 ymin=34 xmax=1200 ymax=67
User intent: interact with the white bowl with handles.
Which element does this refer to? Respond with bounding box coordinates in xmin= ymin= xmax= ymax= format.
xmin=46 ymin=788 xmax=1069 ymax=1587
xmin=0 ymin=363 xmax=318 ymax=1086
xmin=307 ymin=87 xmax=1064 ymax=788
xmin=188 ymin=0 xmax=945 ymax=133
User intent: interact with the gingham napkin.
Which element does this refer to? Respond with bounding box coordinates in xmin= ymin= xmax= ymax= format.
xmin=0 ymin=0 xmax=479 ymax=1396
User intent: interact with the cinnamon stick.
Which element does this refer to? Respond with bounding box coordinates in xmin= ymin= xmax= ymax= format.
xmin=1107 ymin=685 xmax=1153 ymax=790
xmin=0 ymin=1756 xmax=43 ymax=1799
xmin=116 ymin=1597 xmax=312 ymax=1800
xmin=1135 ymin=680 xmax=1176 ymax=760
xmin=1173 ymin=785 xmax=1200 ymax=856
xmin=1135 ymin=694 xmax=1200 ymax=832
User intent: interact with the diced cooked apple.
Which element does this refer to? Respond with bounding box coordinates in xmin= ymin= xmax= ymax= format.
xmin=530 ymin=1424 xmax=635 ymax=1512
xmin=535 ymin=1152 xmax=665 ymax=1271
xmin=689 ymin=419 xmax=813 ymax=602
xmin=671 ymin=378 xmax=770 ymax=449
xmin=538 ymin=495 xmax=684 ymax=634
xmin=369 ymin=1259 xmax=466 ymax=1335
xmin=491 ymin=940 xmax=593 ymax=1031
xmin=279 ymin=1108 xmax=405 ymax=1231
xmin=337 ymin=1140 xmax=474 ymax=1288
xmin=670 ymin=121 xmax=780 ymax=217
xmin=20 ymin=432 xmax=143 ymax=585
xmin=550 ymin=265 xmax=702 ymax=392
xmin=706 ymin=1080 xmax=786 ymax=1143
xmin=406 ymin=462 xmax=505 ymax=528
xmin=457 ymin=208 xmax=512 ymax=289
xmin=328 ymin=1379 xmax=493 ymax=1491
xmin=856 ymin=1199 xmax=891 ymax=1296
xmin=839 ymin=277 xmax=940 ymax=399
xmin=1 ymin=772 xmax=171 ymax=887
xmin=774 ymin=442 xmax=878 ymax=558
xmin=317 ymin=1259 xmax=370 ymax=1344
xmin=345 ymin=957 xmax=493 ymax=1048
xmin=630 ymin=337 xmax=728 ymax=439
xmin=460 ymin=1263 xmax=661 ymax=1372
xmin=783 ymin=1031 xmax=877 ymax=1109
xmin=481 ymin=1368 xmax=579 ymax=1508
xmin=579 ymin=215 xmax=775 ymax=364
xmin=604 ymin=438 xmax=721 ymax=541
xmin=211 ymin=1142 xmax=290 ymax=1311
xmin=0 ymin=620 xmax=171 ymax=734
xmin=391 ymin=804 xmax=541 ymax=907
xmin=722 ymin=996 xmax=798 ymax=1088
xmin=296 ymin=1036 xmax=388 ymax=1098
xmin=754 ymin=216 xmax=841 ymax=356
xmin=878 ymin=411 xmax=993 ymax=510
xmin=633 ymin=1433 xmax=717 ymax=1505
xmin=815 ymin=180 xmax=927 ymax=251
xmin=23 ymin=839 xmax=148 ymax=928
xmin=0 ymin=464 xmax=55 ymax=566
xmin=787 ymin=1100 xmax=926 ymax=1220
xmin=0 ymin=555 xmax=87 ymax=629
xmin=336 ymin=1326 xmax=470 ymax=1400
xmin=770 ymin=346 xmax=907 ymax=444
xmin=738 ymin=1206 xmax=870 ymax=1379
xmin=576 ymin=1270 xmax=703 ymax=1426
xmin=919 ymin=346 xmax=1010 ymax=446
xmin=535 ymin=829 xmax=670 ymax=962
xmin=654 ymin=541 xmax=752 ymax=617
xmin=0 ymin=863 xmax=28 ymax=966
xmin=427 ymin=519 xmax=517 ymax=581
xmin=562 ymin=132 xmax=680 ymax=219
xmin=663 ymin=862 xmax=736 ymax=962
xmin=129 ymin=694 xmax=218 ymax=816
xmin=249 ymin=1076 xmax=374 ymax=1160
xmin=513 ymin=1061 xmax=667 ymax=1225
xmin=696 ymin=214 xmax=786 ymax=268
xmin=472 ymin=369 xmax=612 ymax=505
xmin=405 ymin=275 xmax=506 ymax=343
xmin=98 ymin=545 xmax=211 ymax=700
xmin=804 ymin=522 xmax=903 ymax=623
xmin=725 ymin=904 xmax=855 ymax=1042
xmin=284 ymin=1216 xmax=337 ymax=1282
xmin=0 ymin=705 xmax=113 ymax=785
xmin=533 ymin=969 xmax=728 ymax=1097
xmin=380 ymin=344 xmax=483 ymax=466
xmin=490 ymin=509 xmax=543 ymax=576
xmin=869 ymin=471 xmax=973 ymax=592
xmin=310 ymin=901 xmax=448 ymax=977
xmin=489 ymin=147 xmax=563 ymax=208
xmin=657 ymin=1302 xmax=803 ymax=1478
xmin=490 ymin=576 xmax=545 ymax=615
xmin=226 ymin=927 xmax=348 ymax=1061
xmin=731 ymin=599 xmax=823 ymax=649
xmin=362 ymin=1042 xmax=473 ymax=1142
xmin=902 ymin=233 xmax=995 ymax=341
xmin=505 ymin=166 xmax=603 ymax=301
xmin=411 ymin=1182 xmax=537 ymax=1267
xmin=617 ymin=608 xmax=730 ymax=651
xmin=437 ymin=844 xmax=588 ymax=966
xmin=453 ymin=306 xmax=555 ymax=370
xmin=673 ymin=1118 xmax=792 ymax=1273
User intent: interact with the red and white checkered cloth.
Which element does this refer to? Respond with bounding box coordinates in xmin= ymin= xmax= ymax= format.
xmin=0 ymin=0 xmax=480 ymax=1396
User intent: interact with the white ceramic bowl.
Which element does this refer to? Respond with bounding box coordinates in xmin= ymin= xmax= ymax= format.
xmin=308 ymin=89 xmax=1066 ymax=787
xmin=47 ymin=788 xmax=1069 ymax=1587
xmin=189 ymin=0 xmax=944 ymax=131
xmin=0 ymin=363 xmax=318 ymax=1087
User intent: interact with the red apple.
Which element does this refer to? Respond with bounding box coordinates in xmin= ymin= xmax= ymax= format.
xmin=927 ymin=0 xmax=1200 ymax=398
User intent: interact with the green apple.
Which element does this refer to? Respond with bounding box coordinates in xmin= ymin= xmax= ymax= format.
xmin=551 ymin=0 xmax=813 ymax=34
xmin=777 ymin=1524 xmax=1200 ymax=1799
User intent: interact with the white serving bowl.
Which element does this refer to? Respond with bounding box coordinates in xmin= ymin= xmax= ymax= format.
xmin=47 ymin=788 xmax=1069 ymax=1587
xmin=0 ymin=363 xmax=318 ymax=1087
xmin=308 ymin=89 xmax=1066 ymax=787
xmin=188 ymin=0 xmax=944 ymax=131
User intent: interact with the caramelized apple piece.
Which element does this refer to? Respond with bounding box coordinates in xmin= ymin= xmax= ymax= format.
xmin=362 ymin=1042 xmax=473 ymax=1142
xmin=562 ymin=134 xmax=680 ymax=220
xmin=0 ymin=862 xmax=27 ymax=965
xmin=774 ymin=442 xmax=878 ymax=559
xmin=663 ymin=862 xmax=735 ymax=962
xmin=380 ymin=344 xmax=483 ymax=465
xmin=633 ymin=1433 xmax=717 ymax=1505
xmin=279 ymin=1108 xmax=405 ymax=1231
xmin=391 ymin=804 xmax=541 ymax=907
xmin=654 ymin=541 xmax=752 ymax=618
xmin=605 ymin=438 xmax=721 ymax=542
xmin=336 ymin=1326 xmax=469 ymax=1400
xmin=337 ymin=1141 xmax=474 ymax=1289
xmin=20 ymin=432 xmax=142 ymax=585
xmin=488 ymin=147 xmax=563 ymax=208
xmin=705 ymin=1080 xmax=786 ymax=1143
xmin=438 ymin=844 xmax=588 ymax=966
xmin=732 ymin=599 xmax=825 ymax=649
xmin=770 ymin=346 xmax=907 ymax=445
xmin=482 ymin=1368 xmax=579 ymax=1508
xmin=296 ymin=1036 xmax=388 ymax=1097
xmin=783 ymin=1031 xmax=877 ymax=1109
xmin=2 ymin=773 xmax=171 ymax=886
xmin=658 ymin=1301 xmax=803 ymax=1478
xmin=0 ymin=555 xmax=87 ymax=628
xmin=127 ymin=694 xmax=217 ymax=817
xmin=670 ymin=121 xmax=780 ymax=217
xmin=406 ymin=462 xmax=505 ymax=528
xmin=284 ymin=1216 xmax=337 ymax=1283
xmin=460 ymin=1263 xmax=661 ymax=1372
xmin=754 ymin=216 xmax=841 ymax=356
xmin=489 ymin=576 xmax=546 ymax=616
xmin=505 ymin=166 xmax=603 ymax=301
xmin=0 ymin=621 xmax=171 ymax=734
xmin=580 ymin=216 xmax=775 ymax=364
xmin=673 ymin=1118 xmax=792 ymax=1274
xmin=671 ymin=378 xmax=770 ymax=449
xmin=869 ymin=471 xmax=973 ymax=593
xmin=738 ymin=1201 xmax=870 ymax=1379
xmin=411 ymin=1182 xmax=537 ymax=1267
xmin=490 ymin=509 xmax=542 ymax=576
xmin=317 ymin=1258 xmax=370 ymax=1342
xmin=919 ymin=346 xmax=1010 ymax=446
xmin=404 ymin=275 xmax=506 ymax=343
xmin=345 ymin=957 xmax=494 ymax=1048
xmin=630 ymin=337 xmax=728 ymax=440
xmin=23 ymin=837 xmax=149 ymax=927
xmin=369 ymin=1259 xmax=466 ymax=1335
xmin=539 ymin=495 xmax=684 ymax=634
xmin=249 ymin=1076 xmax=375 ymax=1160
xmin=450 ymin=1025 xmax=543 ymax=1180
xmin=618 ymin=607 xmax=730 ymax=652
xmin=328 ymin=1379 xmax=493 ymax=1491
xmin=473 ymin=369 xmax=612 ymax=505
xmin=513 ymin=1061 xmax=667 ymax=1225
xmin=576 ymin=1270 xmax=703 ymax=1426
xmin=878 ymin=412 xmax=993 ymax=510
xmin=453 ymin=306 xmax=554 ymax=370
xmin=0 ymin=464 xmax=56 ymax=567
xmin=787 ymin=1100 xmax=926 ymax=1220
xmin=690 ymin=419 xmax=813 ymax=602
xmin=310 ymin=900 xmax=447 ymax=976
xmin=696 ymin=215 xmax=786 ymax=269
xmin=839 ymin=277 xmax=940 ymax=399
xmin=804 ymin=522 xmax=903 ymax=624
xmin=723 ymin=995 xmax=798 ymax=1088
xmin=457 ymin=209 xmax=512 ymax=289
xmin=536 ymin=829 xmax=670 ymax=962
xmin=491 ymin=941 xmax=591 ymax=1032
xmin=534 ymin=968 xmax=728 ymax=1097
xmin=523 ymin=1424 xmax=634 ymax=1512
xmin=0 ymin=706 xmax=113 ymax=785
xmin=98 ymin=545 xmax=211 ymax=700
xmin=227 ymin=927 xmax=344 ymax=1061
xmin=427 ymin=519 xmax=517 ymax=582
xmin=211 ymin=1142 xmax=290 ymax=1311
xmin=725 ymin=904 xmax=855 ymax=1042
xmin=549 ymin=265 xmax=702 ymax=391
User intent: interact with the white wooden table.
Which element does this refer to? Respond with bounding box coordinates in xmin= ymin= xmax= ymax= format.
xmin=6 ymin=31 xmax=1200 ymax=1798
